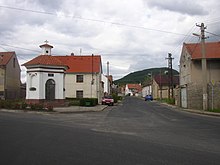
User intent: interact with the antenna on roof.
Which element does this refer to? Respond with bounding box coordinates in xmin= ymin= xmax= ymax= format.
xmin=80 ymin=48 xmax=82 ymax=55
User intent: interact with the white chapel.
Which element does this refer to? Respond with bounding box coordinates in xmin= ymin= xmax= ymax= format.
xmin=23 ymin=41 xmax=68 ymax=105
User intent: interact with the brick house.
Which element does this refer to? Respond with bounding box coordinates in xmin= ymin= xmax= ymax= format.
xmin=179 ymin=41 xmax=220 ymax=109
xmin=23 ymin=42 xmax=104 ymax=105
xmin=0 ymin=52 xmax=21 ymax=99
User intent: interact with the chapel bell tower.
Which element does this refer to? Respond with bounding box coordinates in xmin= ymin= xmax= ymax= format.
xmin=39 ymin=40 xmax=53 ymax=55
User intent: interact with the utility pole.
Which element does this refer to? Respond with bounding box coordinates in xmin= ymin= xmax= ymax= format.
xmin=91 ymin=54 xmax=94 ymax=98
xmin=194 ymin=23 xmax=208 ymax=110
xmin=165 ymin=53 xmax=174 ymax=99
xmin=107 ymin=61 xmax=110 ymax=94
xmin=160 ymin=69 xmax=162 ymax=101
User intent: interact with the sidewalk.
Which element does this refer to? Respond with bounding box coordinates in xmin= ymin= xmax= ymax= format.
xmin=53 ymin=104 xmax=108 ymax=113
xmin=160 ymin=102 xmax=220 ymax=117
xmin=0 ymin=105 xmax=108 ymax=114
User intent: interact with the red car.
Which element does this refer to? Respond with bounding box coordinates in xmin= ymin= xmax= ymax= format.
xmin=102 ymin=96 xmax=114 ymax=106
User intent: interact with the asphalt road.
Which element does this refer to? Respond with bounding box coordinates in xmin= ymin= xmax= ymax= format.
xmin=0 ymin=96 xmax=220 ymax=165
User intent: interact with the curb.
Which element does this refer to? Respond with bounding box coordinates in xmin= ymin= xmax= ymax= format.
xmin=159 ymin=102 xmax=220 ymax=117
xmin=0 ymin=105 xmax=108 ymax=114
xmin=54 ymin=105 xmax=108 ymax=114
xmin=0 ymin=109 xmax=55 ymax=114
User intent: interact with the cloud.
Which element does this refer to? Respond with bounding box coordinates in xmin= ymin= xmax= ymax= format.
xmin=0 ymin=0 xmax=220 ymax=81
xmin=146 ymin=0 xmax=208 ymax=16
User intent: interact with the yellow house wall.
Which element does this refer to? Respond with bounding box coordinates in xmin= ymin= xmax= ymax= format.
xmin=65 ymin=73 xmax=103 ymax=102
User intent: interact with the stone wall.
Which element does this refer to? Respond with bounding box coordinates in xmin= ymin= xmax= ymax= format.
xmin=175 ymin=87 xmax=181 ymax=107
xmin=187 ymin=83 xmax=203 ymax=110
xmin=184 ymin=82 xmax=220 ymax=110
xmin=208 ymin=82 xmax=220 ymax=109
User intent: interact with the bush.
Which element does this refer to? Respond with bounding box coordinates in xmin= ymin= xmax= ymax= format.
xmin=112 ymin=94 xmax=122 ymax=103
xmin=46 ymin=105 xmax=54 ymax=111
xmin=66 ymin=98 xmax=81 ymax=106
xmin=30 ymin=103 xmax=36 ymax=110
xmin=0 ymin=100 xmax=13 ymax=109
xmin=12 ymin=103 xmax=21 ymax=109
xmin=29 ymin=103 xmax=44 ymax=111
xmin=208 ymin=109 xmax=220 ymax=113
xmin=21 ymin=102 xmax=27 ymax=109
xmin=165 ymin=98 xmax=175 ymax=105
xmin=80 ymin=98 xmax=98 ymax=106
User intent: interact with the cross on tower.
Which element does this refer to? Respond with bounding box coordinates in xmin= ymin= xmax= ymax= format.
xmin=44 ymin=40 xmax=49 ymax=44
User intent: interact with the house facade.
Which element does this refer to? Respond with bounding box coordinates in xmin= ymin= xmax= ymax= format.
xmin=23 ymin=42 xmax=104 ymax=105
xmin=125 ymin=84 xmax=142 ymax=96
xmin=142 ymin=85 xmax=152 ymax=97
xmin=152 ymin=74 xmax=179 ymax=100
xmin=0 ymin=52 xmax=21 ymax=99
xmin=179 ymin=42 xmax=220 ymax=109
xmin=102 ymin=74 xmax=112 ymax=96
xmin=56 ymin=55 xmax=103 ymax=102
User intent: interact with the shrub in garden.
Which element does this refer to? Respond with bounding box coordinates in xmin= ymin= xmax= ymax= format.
xmin=165 ymin=98 xmax=175 ymax=105
xmin=0 ymin=100 xmax=13 ymax=109
xmin=46 ymin=105 xmax=54 ymax=111
xmin=68 ymin=99 xmax=81 ymax=106
xmin=21 ymin=102 xmax=27 ymax=109
xmin=12 ymin=103 xmax=21 ymax=109
xmin=80 ymin=98 xmax=98 ymax=106
xmin=112 ymin=94 xmax=123 ymax=103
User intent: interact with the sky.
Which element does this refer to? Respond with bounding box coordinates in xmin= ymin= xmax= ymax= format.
xmin=0 ymin=0 xmax=220 ymax=83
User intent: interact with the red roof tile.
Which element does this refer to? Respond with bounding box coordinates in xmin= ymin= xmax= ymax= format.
xmin=56 ymin=55 xmax=101 ymax=73
xmin=127 ymin=84 xmax=142 ymax=92
xmin=0 ymin=52 xmax=15 ymax=65
xmin=154 ymin=75 xmax=179 ymax=86
xmin=22 ymin=55 xmax=65 ymax=66
xmin=184 ymin=42 xmax=220 ymax=59
xmin=23 ymin=55 xmax=102 ymax=73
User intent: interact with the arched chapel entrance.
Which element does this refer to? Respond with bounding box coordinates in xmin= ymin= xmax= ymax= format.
xmin=45 ymin=79 xmax=55 ymax=100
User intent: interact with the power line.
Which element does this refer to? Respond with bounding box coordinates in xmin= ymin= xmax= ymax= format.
xmin=0 ymin=5 xmax=189 ymax=36
xmin=171 ymin=25 xmax=198 ymax=55
xmin=0 ymin=45 xmax=10 ymax=51
xmin=0 ymin=43 xmax=41 ymax=53
xmin=205 ymin=31 xmax=220 ymax=38
xmin=206 ymin=17 xmax=220 ymax=25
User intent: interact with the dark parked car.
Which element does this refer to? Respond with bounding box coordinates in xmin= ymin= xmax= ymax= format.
xmin=102 ymin=96 xmax=114 ymax=106
xmin=145 ymin=95 xmax=153 ymax=101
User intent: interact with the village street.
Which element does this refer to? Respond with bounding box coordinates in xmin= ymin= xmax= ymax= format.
xmin=0 ymin=96 xmax=220 ymax=165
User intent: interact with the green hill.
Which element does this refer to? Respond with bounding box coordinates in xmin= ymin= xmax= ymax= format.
xmin=114 ymin=67 xmax=179 ymax=85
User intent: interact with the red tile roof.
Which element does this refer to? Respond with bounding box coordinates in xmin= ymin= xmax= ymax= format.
xmin=127 ymin=84 xmax=142 ymax=92
xmin=184 ymin=42 xmax=220 ymax=59
xmin=154 ymin=75 xmax=179 ymax=86
xmin=0 ymin=52 xmax=15 ymax=66
xmin=23 ymin=55 xmax=102 ymax=73
xmin=23 ymin=55 xmax=65 ymax=66
xmin=56 ymin=55 xmax=101 ymax=73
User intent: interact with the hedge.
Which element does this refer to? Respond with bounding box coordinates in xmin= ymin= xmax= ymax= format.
xmin=0 ymin=100 xmax=53 ymax=111
xmin=79 ymin=98 xmax=98 ymax=106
